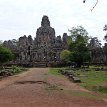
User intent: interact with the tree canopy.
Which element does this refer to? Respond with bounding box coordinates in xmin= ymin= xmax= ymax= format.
xmin=67 ymin=26 xmax=91 ymax=67
xmin=69 ymin=38 xmax=90 ymax=67
xmin=103 ymin=24 xmax=107 ymax=41
xmin=88 ymin=37 xmax=101 ymax=50
xmin=68 ymin=26 xmax=89 ymax=45
xmin=0 ymin=41 xmax=3 ymax=45
xmin=60 ymin=50 xmax=71 ymax=64
xmin=0 ymin=45 xmax=14 ymax=64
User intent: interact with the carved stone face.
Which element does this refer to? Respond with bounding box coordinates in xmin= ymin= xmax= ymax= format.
xmin=41 ymin=15 xmax=50 ymax=27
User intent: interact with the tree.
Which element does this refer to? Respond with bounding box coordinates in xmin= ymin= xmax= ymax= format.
xmin=68 ymin=26 xmax=89 ymax=45
xmin=0 ymin=40 xmax=3 ymax=45
xmin=88 ymin=37 xmax=101 ymax=49
xmin=68 ymin=26 xmax=91 ymax=67
xmin=60 ymin=50 xmax=71 ymax=64
xmin=104 ymin=25 xmax=107 ymax=31
xmin=0 ymin=45 xmax=14 ymax=67
xmin=103 ymin=24 xmax=107 ymax=41
xmin=88 ymin=37 xmax=103 ymax=64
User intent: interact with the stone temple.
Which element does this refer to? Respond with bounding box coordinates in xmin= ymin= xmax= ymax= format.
xmin=3 ymin=15 xmax=69 ymax=67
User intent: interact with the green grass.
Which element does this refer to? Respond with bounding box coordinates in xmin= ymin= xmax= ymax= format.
xmin=74 ymin=68 xmax=107 ymax=94
xmin=48 ymin=67 xmax=66 ymax=76
xmin=10 ymin=66 xmax=28 ymax=74
xmin=64 ymin=90 xmax=102 ymax=100
xmin=49 ymin=67 xmax=107 ymax=94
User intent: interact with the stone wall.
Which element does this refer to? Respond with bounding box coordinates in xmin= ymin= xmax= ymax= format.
xmin=3 ymin=15 xmax=69 ymax=67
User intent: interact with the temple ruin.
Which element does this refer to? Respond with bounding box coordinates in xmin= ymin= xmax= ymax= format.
xmin=3 ymin=15 xmax=69 ymax=67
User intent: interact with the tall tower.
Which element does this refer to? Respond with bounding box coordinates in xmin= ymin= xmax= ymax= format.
xmin=36 ymin=15 xmax=55 ymax=47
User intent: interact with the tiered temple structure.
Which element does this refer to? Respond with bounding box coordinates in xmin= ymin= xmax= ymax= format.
xmin=3 ymin=15 xmax=69 ymax=67
xmin=3 ymin=15 xmax=107 ymax=66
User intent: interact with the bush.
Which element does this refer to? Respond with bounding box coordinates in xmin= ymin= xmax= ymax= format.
xmin=0 ymin=69 xmax=12 ymax=77
xmin=11 ymin=66 xmax=21 ymax=74
xmin=0 ymin=45 xmax=14 ymax=64
xmin=60 ymin=50 xmax=71 ymax=64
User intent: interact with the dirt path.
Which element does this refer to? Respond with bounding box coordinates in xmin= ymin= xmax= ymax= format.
xmin=0 ymin=68 xmax=106 ymax=107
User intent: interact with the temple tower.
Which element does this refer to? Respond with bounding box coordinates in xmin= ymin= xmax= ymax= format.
xmin=36 ymin=15 xmax=55 ymax=47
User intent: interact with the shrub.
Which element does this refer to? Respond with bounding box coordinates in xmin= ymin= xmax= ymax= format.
xmin=11 ymin=66 xmax=21 ymax=74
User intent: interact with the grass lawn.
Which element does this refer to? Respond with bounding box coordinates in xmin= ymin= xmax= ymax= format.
xmin=74 ymin=67 xmax=107 ymax=94
xmin=48 ymin=67 xmax=66 ymax=76
xmin=49 ymin=66 xmax=107 ymax=94
xmin=64 ymin=90 xmax=102 ymax=100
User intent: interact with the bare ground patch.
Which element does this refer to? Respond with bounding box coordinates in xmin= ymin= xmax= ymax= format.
xmin=0 ymin=68 xmax=106 ymax=107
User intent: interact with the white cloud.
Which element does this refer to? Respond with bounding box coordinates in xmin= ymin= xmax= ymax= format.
xmin=0 ymin=0 xmax=107 ymax=45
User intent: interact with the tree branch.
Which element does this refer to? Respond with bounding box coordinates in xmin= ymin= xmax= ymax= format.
xmin=83 ymin=0 xmax=99 ymax=11
xmin=91 ymin=0 xmax=98 ymax=11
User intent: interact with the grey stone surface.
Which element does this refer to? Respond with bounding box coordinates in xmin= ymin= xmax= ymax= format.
xmin=3 ymin=16 xmax=107 ymax=66
xmin=3 ymin=15 xmax=69 ymax=67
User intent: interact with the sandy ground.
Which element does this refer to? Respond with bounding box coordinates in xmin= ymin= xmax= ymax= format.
xmin=0 ymin=68 xmax=106 ymax=107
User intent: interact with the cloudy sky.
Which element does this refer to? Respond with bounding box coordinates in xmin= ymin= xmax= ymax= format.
xmin=0 ymin=0 xmax=107 ymax=45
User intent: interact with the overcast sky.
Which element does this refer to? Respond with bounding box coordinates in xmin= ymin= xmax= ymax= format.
xmin=0 ymin=0 xmax=107 ymax=45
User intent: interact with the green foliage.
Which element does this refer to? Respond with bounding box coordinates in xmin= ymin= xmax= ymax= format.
xmin=11 ymin=66 xmax=21 ymax=74
xmin=0 ymin=66 xmax=28 ymax=77
xmin=88 ymin=37 xmax=101 ymax=49
xmin=68 ymin=26 xmax=89 ymax=44
xmin=70 ymin=42 xmax=91 ymax=63
xmin=60 ymin=50 xmax=71 ymax=64
xmin=0 ymin=45 xmax=14 ymax=64
xmin=0 ymin=40 xmax=3 ymax=45
xmin=68 ymin=26 xmax=91 ymax=67
xmin=67 ymin=36 xmax=72 ymax=46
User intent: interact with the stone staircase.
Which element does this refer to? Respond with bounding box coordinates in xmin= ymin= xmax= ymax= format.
xmin=33 ymin=62 xmax=48 ymax=67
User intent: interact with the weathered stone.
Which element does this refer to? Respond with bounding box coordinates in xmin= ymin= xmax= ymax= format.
xmin=72 ymin=77 xmax=81 ymax=83
xmin=3 ymin=16 xmax=107 ymax=66
xmin=3 ymin=15 xmax=68 ymax=67
xmin=36 ymin=15 xmax=55 ymax=47
xmin=62 ymin=33 xmax=69 ymax=49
